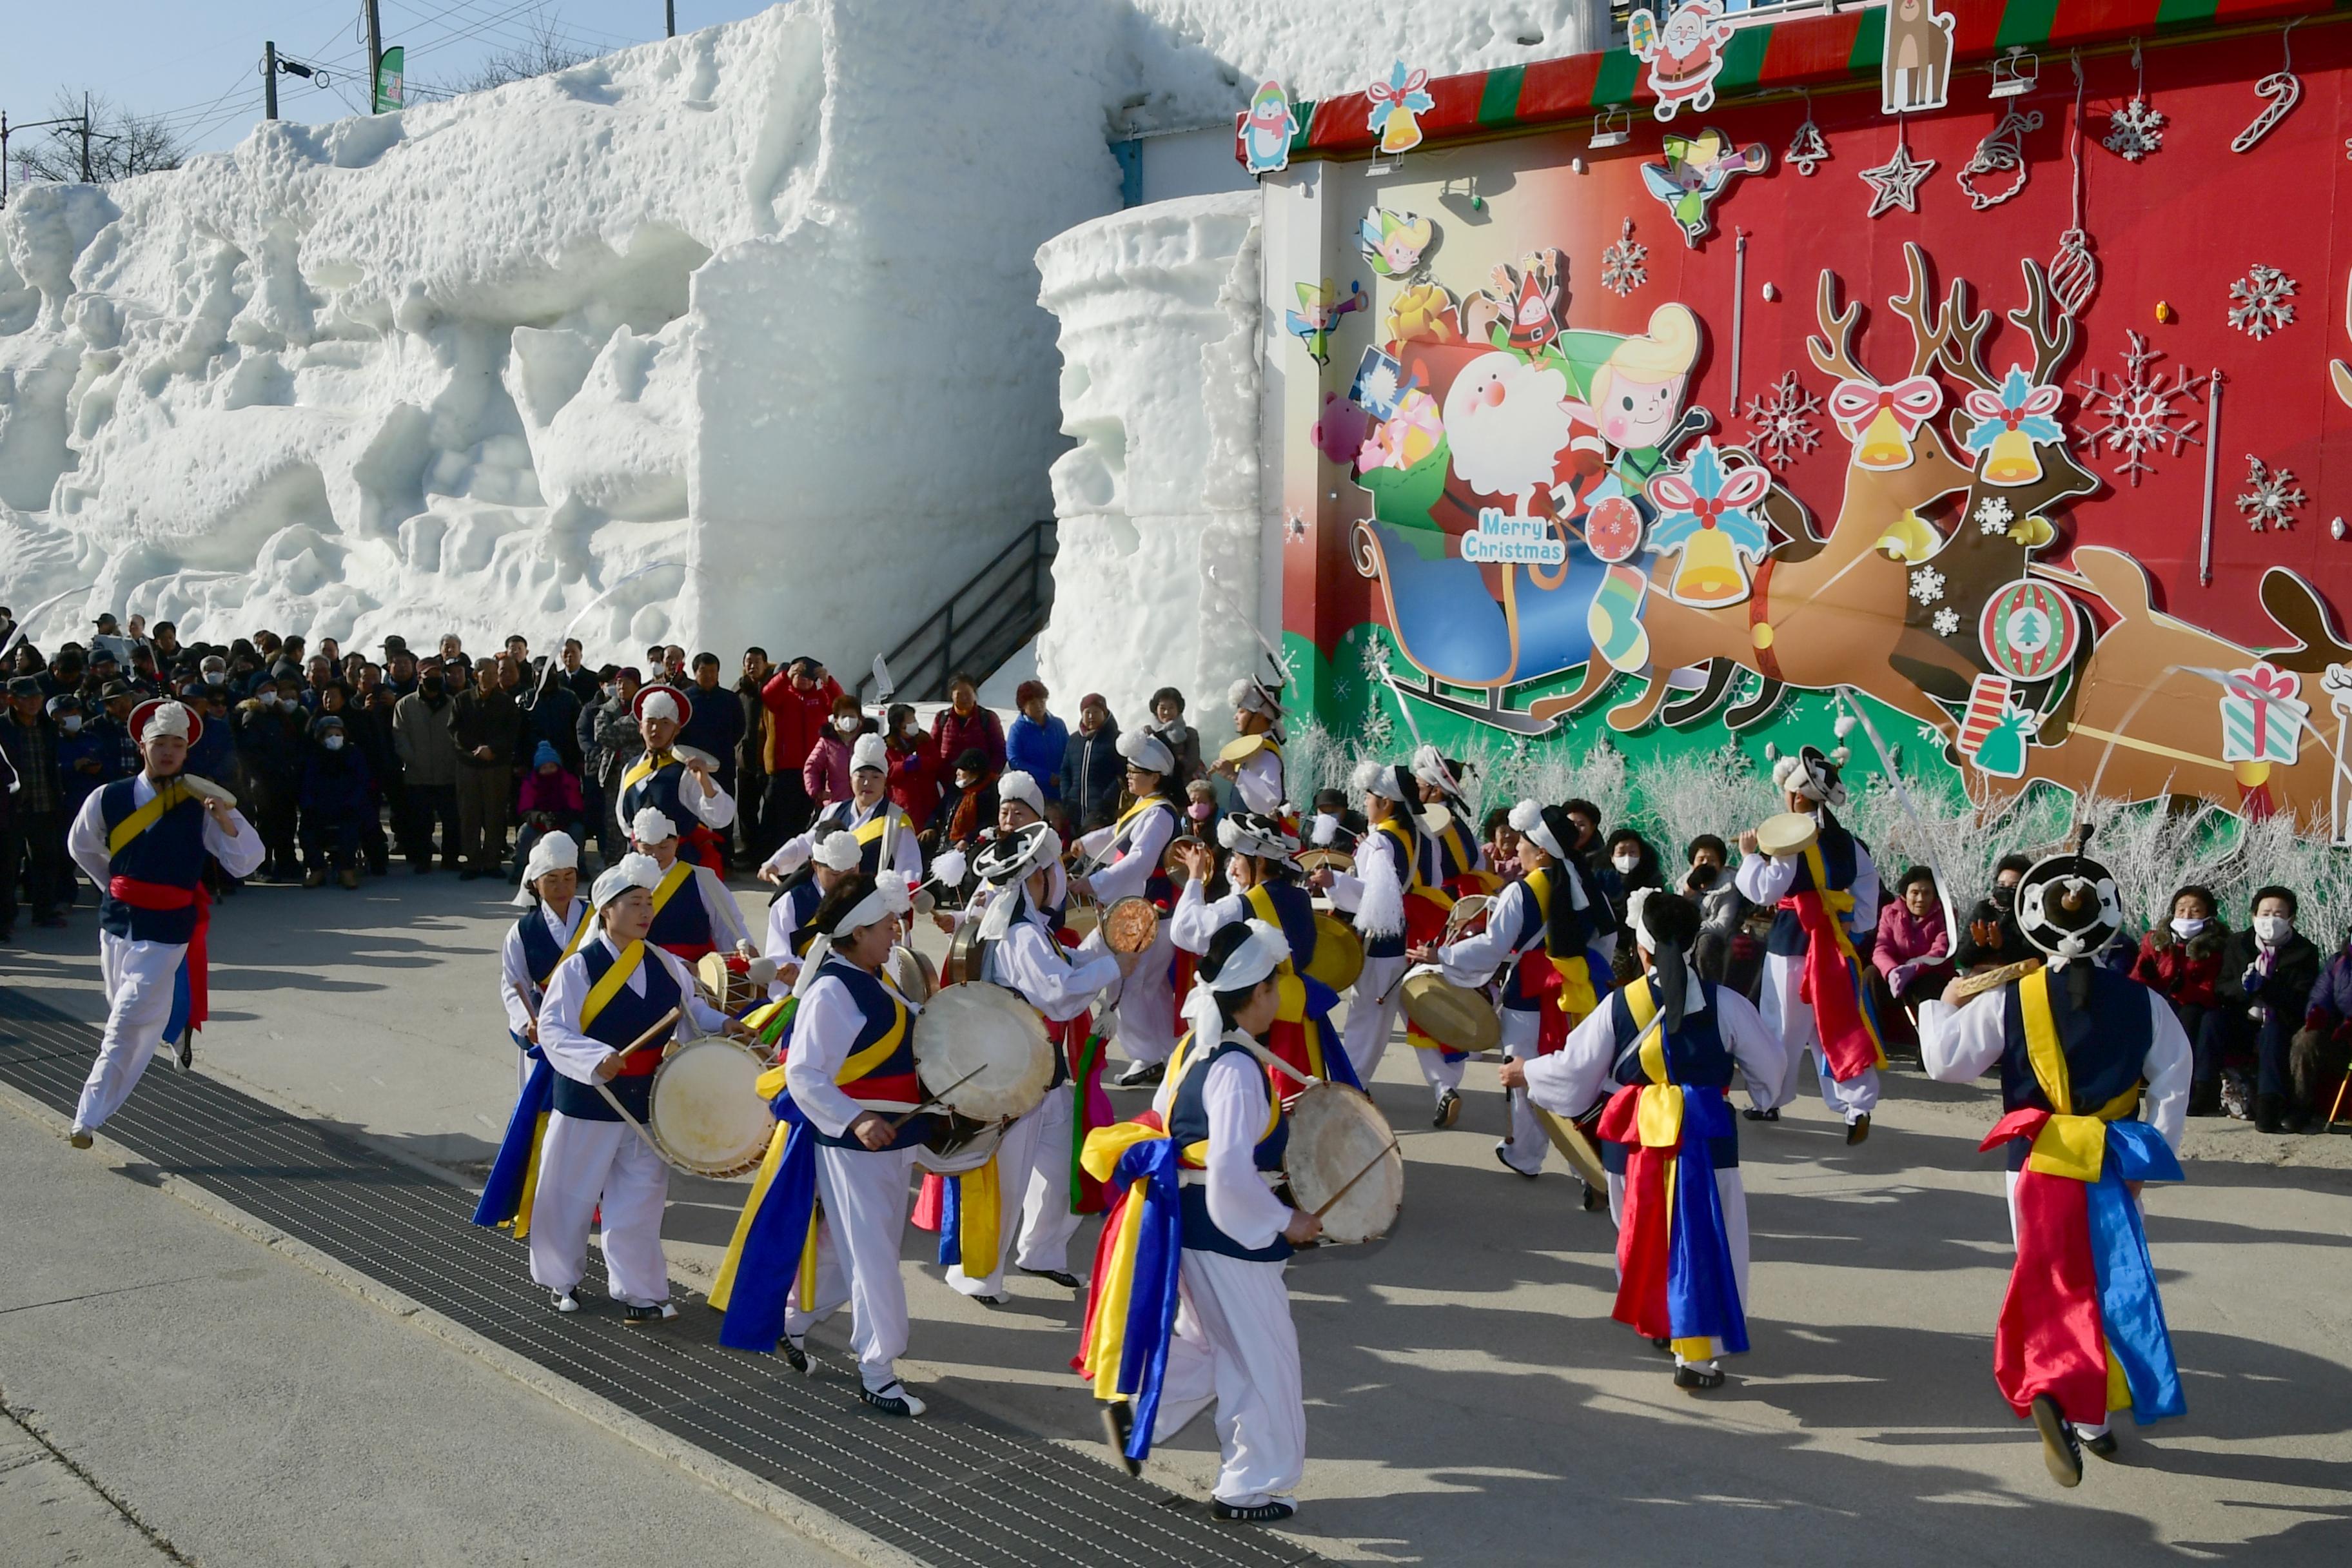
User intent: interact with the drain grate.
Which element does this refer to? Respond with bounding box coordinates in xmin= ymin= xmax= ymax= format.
xmin=0 ymin=990 xmax=1316 ymax=1568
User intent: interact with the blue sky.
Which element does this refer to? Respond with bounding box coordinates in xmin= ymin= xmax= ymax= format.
xmin=3 ymin=2 xmax=778 ymax=159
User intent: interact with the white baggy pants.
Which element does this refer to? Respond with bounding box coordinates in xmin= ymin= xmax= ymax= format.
xmin=528 ymin=1112 xmax=673 ymax=1308
xmin=1605 ymin=1164 xmax=1752 ymax=1363
xmin=73 ymin=933 xmax=184 ymax=1133
xmin=1342 ymin=954 xmax=1407 ymax=1083
xmin=1758 ymin=952 xmax=1879 ymax=1119
xmin=946 ymin=1084 xmax=1064 ymax=1298
xmin=795 ymin=1142 xmax=917 ymax=1392
xmin=1151 ymin=1248 xmax=1306 ymax=1509
xmin=1109 ymin=925 xmax=1178 ymax=1067
xmin=1496 ymin=1006 xmax=1546 ymax=1175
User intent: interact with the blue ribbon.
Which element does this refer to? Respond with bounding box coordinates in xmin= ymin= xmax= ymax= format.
xmin=1302 ymin=979 xmax=1364 ymax=1092
xmin=2086 ymin=1121 xmax=2186 ymax=1423
xmin=1663 ymin=1086 xmax=1749 ymax=1355
xmin=718 ymin=1094 xmax=819 ymax=1354
xmin=937 ymin=1173 xmax=964 ymax=1268
xmin=164 ymin=955 xmax=193 ymax=1046
xmin=470 ymin=1049 xmax=551 ymax=1229
xmin=1112 ymin=1138 xmax=1185 ymax=1464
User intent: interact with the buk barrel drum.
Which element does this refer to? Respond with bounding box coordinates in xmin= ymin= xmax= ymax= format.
xmin=695 ymin=952 xmax=761 ymax=1015
xmin=912 ymin=981 xmax=1054 ymax=1122
xmin=646 ymin=1038 xmax=772 ymax=1179
xmin=1303 ymin=913 xmax=1364 ymax=993
xmin=1400 ymin=969 xmax=1500 ymax=1054
xmin=1282 ymin=1082 xmax=1403 ymax=1244
xmin=1102 ymin=896 xmax=1160 ymax=955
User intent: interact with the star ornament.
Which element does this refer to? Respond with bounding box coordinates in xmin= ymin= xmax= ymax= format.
xmin=1859 ymin=141 xmax=1936 ymax=219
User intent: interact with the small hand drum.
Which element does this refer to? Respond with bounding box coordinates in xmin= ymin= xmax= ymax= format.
xmin=1400 ymin=970 xmax=1500 ymax=1053
xmin=1102 ymin=896 xmax=1160 ymax=955
xmin=1284 ymin=1083 xmax=1402 ymax=1244
xmin=1755 ymin=811 xmax=1819 ymax=858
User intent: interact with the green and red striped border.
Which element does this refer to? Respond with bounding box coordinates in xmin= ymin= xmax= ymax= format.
xmin=1250 ymin=0 xmax=2345 ymax=164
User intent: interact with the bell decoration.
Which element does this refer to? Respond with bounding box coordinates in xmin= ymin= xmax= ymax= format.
xmin=1828 ymin=376 xmax=1944 ymax=471
xmin=1961 ymin=367 xmax=2066 ymax=488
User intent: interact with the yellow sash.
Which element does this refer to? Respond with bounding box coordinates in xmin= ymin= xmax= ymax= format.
xmin=619 ymin=748 xmax=674 ymax=797
xmin=579 ymin=940 xmax=647 ymax=1034
xmin=1376 ymin=816 xmax=1452 ymax=906
xmin=1109 ymin=794 xmax=1172 ymax=852
xmin=1244 ymin=885 xmax=1302 ymax=977
xmin=1618 ymin=974 xmax=1684 ymax=1147
xmin=1524 ymin=868 xmax=1598 ymax=1018
xmin=106 ymin=779 xmax=192 ymax=857
xmin=2017 ymin=968 xmax=2142 ymax=1182
xmin=648 ymin=859 xmax=694 ymax=920
xmin=836 ymin=986 xmax=912 ymax=1096
xmin=850 ymin=805 xmax=900 ymax=866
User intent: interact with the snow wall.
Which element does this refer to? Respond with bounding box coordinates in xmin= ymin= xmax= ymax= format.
xmin=0 ymin=0 xmax=1606 ymax=672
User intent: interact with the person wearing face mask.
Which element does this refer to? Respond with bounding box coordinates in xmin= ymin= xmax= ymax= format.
xmin=2213 ymin=887 xmax=2319 ymax=1132
xmin=927 ymin=747 xmax=999 ymax=858
xmin=1596 ymin=829 xmax=1661 ymax=952
xmin=51 ymin=694 xmax=112 ymax=827
xmin=881 ymin=701 xmax=939 ymax=830
xmin=392 ymin=662 xmax=465 ymax=874
xmin=1182 ymin=778 xmax=1220 ymax=852
xmin=1955 ymin=854 xmax=2034 ymax=972
xmin=1684 ymin=834 xmax=1749 ymax=988
xmin=234 ymin=667 xmax=311 ymax=882
xmin=1005 ymin=681 xmax=1067 ymax=801
xmin=297 ymin=712 xmax=373 ymax=889
xmin=2130 ymin=885 xmax=2229 ymax=1115
xmin=802 ymin=695 xmax=869 ymax=810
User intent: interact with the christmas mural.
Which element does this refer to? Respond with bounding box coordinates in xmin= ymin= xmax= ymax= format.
xmin=1253 ymin=4 xmax=2352 ymax=841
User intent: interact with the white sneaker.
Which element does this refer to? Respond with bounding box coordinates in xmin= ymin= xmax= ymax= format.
xmin=550 ymin=1288 xmax=580 ymax=1313
xmin=859 ymin=1380 xmax=926 ymax=1418
xmin=68 ymin=1126 xmax=94 ymax=1150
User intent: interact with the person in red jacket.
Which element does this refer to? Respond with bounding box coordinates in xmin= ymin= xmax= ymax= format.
xmin=883 ymin=702 xmax=939 ymax=827
xmin=2131 ymin=883 xmax=2230 ymax=1115
xmin=929 ymin=671 xmax=1004 ymax=782
xmin=757 ymin=657 xmax=841 ymax=852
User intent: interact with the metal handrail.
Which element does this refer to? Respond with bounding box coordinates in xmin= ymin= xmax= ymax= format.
xmin=858 ymin=520 xmax=1057 ymax=702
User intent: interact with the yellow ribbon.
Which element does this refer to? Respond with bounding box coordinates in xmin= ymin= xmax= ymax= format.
xmin=578 ymin=940 xmax=647 ymax=1034
xmin=957 ymin=1157 xmax=1002 ymax=1279
xmin=1244 ymin=885 xmax=1301 ymax=979
xmin=619 ymin=748 xmax=674 ymax=798
xmin=1618 ymin=974 xmax=1685 ymax=1146
xmin=647 ymin=858 xmax=693 ymax=921
xmin=505 ymin=1112 xmax=551 ymax=1240
xmin=106 ymin=779 xmax=190 ymax=857
xmin=1525 ymin=868 xmax=1599 ymax=1019
xmin=2017 ymin=967 xmax=2142 ymax=1182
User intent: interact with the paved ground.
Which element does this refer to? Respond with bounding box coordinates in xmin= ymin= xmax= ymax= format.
xmin=6 ymin=870 xmax=2352 ymax=1563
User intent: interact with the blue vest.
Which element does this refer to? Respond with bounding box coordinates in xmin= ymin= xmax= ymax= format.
xmin=805 ymin=960 xmax=934 ymax=1151
xmin=1500 ymin=867 xmax=1604 ymax=1012
xmin=645 ymin=866 xmax=716 ymax=954
xmin=1599 ymin=979 xmax=1740 ymax=1173
xmin=97 ymin=778 xmax=209 ymax=945
xmin=814 ymin=800 xmax=910 ymax=876
xmin=1248 ymin=879 xmax=1319 ymax=972
xmin=1995 ymin=967 xmax=2157 ymax=1170
xmin=772 ymin=877 xmax=823 ymax=956
xmin=619 ymin=753 xmax=693 ymax=829
xmin=1166 ymin=1035 xmax=1291 ymax=1261
xmin=553 ymin=941 xmax=682 ymax=1122
xmin=514 ymin=906 xmax=574 ymax=988
xmin=1766 ymin=823 xmax=1861 ymax=957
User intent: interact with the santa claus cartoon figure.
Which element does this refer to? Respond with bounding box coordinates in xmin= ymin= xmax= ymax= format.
xmin=1630 ymin=0 xmax=1732 ymax=121
xmin=1444 ymin=352 xmax=1576 ymax=518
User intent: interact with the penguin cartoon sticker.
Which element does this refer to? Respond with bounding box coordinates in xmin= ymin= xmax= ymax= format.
xmin=1237 ymin=80 xmax=1300 ymax=175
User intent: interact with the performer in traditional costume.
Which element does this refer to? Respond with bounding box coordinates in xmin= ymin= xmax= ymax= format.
xmin=763 ymin=830 xmax=863 ymax=996
xmin=943 ymin=822 xmax=1130 ymax=1302
xmin=1734 ymin=745 xmax=1885 ymax=1141
xmin=1411 ymin=745 xmax=1495 ymax=898
xmin=627 ymin=806 xmax=752 ymax=963
xmin=1420 ymin=801 xmax=1612 ymax=1179
xmin=617 ymin=685 xmax=735 ymax=871
xmin=1168 ymin=812 xmax=1358 ymax=1092
xmin=1215 ymin=676 xmax=1288 ymax=818
xmin=64 ymin=698 xmax=264 ymax=1146
xmin=710 ymin=871 xmax=936 ymax=1415
xmin=1917 ymin=849 xmax=2190 ymax=1487
xmin=1072 ymin=732 xmax=1181 ymax=1088
xmin=1324 ymin=761 xmax=1459 ymax=1122
xmin=473 ymin=831 xmax=591 ymax=1237
xmin=760 ymin=733 xmax=922 ymax=883
xmin=1077 ymin=918 xmax=1320 ymax=1523
xmin=531 ymin=853 xmax=742 ymax=1322
xmin=1503 ymin=890 xmax=1785 ymax=1389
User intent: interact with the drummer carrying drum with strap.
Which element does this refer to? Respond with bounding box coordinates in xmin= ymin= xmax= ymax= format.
xmin=616 ymin=685 xmax=734 ymax=872
xmin=758 ymin=733 xmax=923 ymax=885
xmin=1325 ymin=760 xmax=1460 ymax=1123
xmin=1070 ymin=731 xmax=1182 ymax=1088
xmin=1734 ymin=745 xmax=1888 ymax=1143
xmin=474 ymin=830 xmax=592 ymax=1237
xmin=629 ymin=805 xmax=754 ymax=963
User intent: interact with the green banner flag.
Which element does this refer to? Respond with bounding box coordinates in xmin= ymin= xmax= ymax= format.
xmin=374 ymin=45 xmax=404 ymax=112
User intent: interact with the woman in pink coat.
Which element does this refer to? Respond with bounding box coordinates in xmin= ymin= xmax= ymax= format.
xmin=801 ymin=694 xmax=867 ymax=808
xmin=1870 ymin=865 xmax=1953 ymax=1050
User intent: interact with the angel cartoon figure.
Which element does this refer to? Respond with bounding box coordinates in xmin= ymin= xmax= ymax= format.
xmin=1360 ymin=207 xmax=1436 ymax=279
xmin=1285 ymin=279 xmax=1364 ymax=367
xmin=1641 ymin=128 xmax=1770 ymax=247
xmin=1629 ymin=0 xmax=1734 ymax=121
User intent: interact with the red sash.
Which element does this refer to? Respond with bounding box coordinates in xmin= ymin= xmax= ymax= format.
xmin=681 ymin=822 xmax=725 ymax=872
xmin=1779 ymin=890 xmax=1886 ymax=1081
xmin=1596 ymin=1084 xmax=1674 ymax=1338
xmin=110 ymin=876 xmax=211 ymax=1034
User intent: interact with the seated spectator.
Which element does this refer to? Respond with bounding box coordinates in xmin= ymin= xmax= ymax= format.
xmin=299 ymin=714 xmax=373 ymax=888
xmin=884 ymin=701 xmax=939 ymax=828
xmin=1005 ymin=681 xmax=1066 ymax=800
xmin=1481 ymin=808 xmax=1519 ymax=880
xmin=2132 ymin=883 xmax=2229 ymax=1115
xmin=1059 ymin=692 xmax=1121 ymax=832
xmin=932 ymin=747 xmax=998 ymax=854
xmin=2215 ymin=887 xmax=2321 ymax=1132
xmin=803 ymin=694 xmax=867 ymax=809
xmin=2295 ymin=926 xmax=2352 ymax=1134
xmin=1685 ymin=834 xmax=1748 ymax=987
xmin=1147 ymin=686 xmax=1203 ymax=783
xmin=1870 ymin=866 xmax=1954 ymax=1050
xmin=1954 ymin=853 xmax=2032 ymax=972
xmin=1182 ymin=777 xmax=1219 ymax=845
xmin=514 ymin=740 xmax=588 ymax=877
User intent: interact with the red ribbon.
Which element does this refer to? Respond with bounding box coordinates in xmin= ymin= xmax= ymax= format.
xmin=1778 ymin=891 xmax=1885 ymax=1081
xmin=1596 ymin=1084 xmax=1674 ymax=1338
xmin=110 ymin=876 xmax=210 ymax=1034
xmin=1980 ymin=1108 xmax=2112 ymax=1424
xmin=1827 ymin=375 xmax=1943 ymax=435
xmin=1366 ymin=68 xmax=1429 ymax=109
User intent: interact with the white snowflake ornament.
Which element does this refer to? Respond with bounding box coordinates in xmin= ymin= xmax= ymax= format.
xmin=1742 ymin=371 xmax=1822 ymax=469
xmin=1909 ymin=565 xmax=1946 ymax=605
xmin=1600 ymin=219 xmax=1647 ymax=298
xmin=1975 ymin=496 xmax=2015 ymax=534
xmin=2103 ymin=95 xmax=2166 ymax=161
xmin=1932 ymin=607 xmax=1961 ymax=637
xmin=2237 ymin=454 xmax=2306 ymax=531
xmin=2074 ymin=331 xmax=2206 ymax=485
xmin=2227 ymin=264 xmax=2298 ymax=338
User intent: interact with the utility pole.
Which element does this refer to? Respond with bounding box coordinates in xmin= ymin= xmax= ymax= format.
xmin=79 ymin=91 xmax=93 ymax=182
xmin=366 ymin=0 xmax=384 ymax=112
xmin=264 ymin=42 xmax=279 ymax=121
xmin=667 ymin=3 xmax=676 ymax=37
xmin=2 ymin=110 xmax=102 ymax=206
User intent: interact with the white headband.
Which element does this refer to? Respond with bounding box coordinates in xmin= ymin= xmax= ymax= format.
xmin=630 ymin=806 xmax=678 ymax=844
xmin=591 ymin=851 xmax=663 ymax=910
xmin=1412 ymin=743 xmax=1464 ymax=799
xmin=513 ymin=830 xmax=580 ymax=906
xmin=1207 ymin=917 xmax=1289 ymax=994
xmin=1350 ymin=758 xmax=1413 ymax=802
xmin=850 ymin=732 xmax=888 ymax=774
xmin=1118 ymin=729 xmax=1173 ymax=776
xmin=138 ymin=701 xmax=193 ymax=742
xmin=812 ymin=831 xmax=864 ymax=873
xmin=997 ymin=770 xmax=1044 ymax=817
xmin=1507 ymin=799 xmax=1563 ymax=859
xmin=640 ymin=690 xmax=682 ymax=725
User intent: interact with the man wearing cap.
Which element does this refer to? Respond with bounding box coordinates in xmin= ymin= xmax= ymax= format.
xmin=1917 ymin=850 xmax=2191 ymax=1488
xmin=760 ymin=733 xmax=920 ymax=885
xmin=1422 ymin=801 xmax=1615 ymax=1181
xmin=64 ymin=700 xmax=264 ymax=1145
xmin=532 ymin=852 xmax=743 ymax=1322
xmin=1503 ymin=890 xmax=1786 ymax=1391
xmin=1735 ymin=746 xmax=1885 ymax=1141
xmin=474 ymin=832 xmax=593 ymax=1238
xmin=1215 ymin=677 xmax=1288 ymax=818
xmin=448 ymin=655 xmax=523 ymax=880
xmin=618 ymin=683 xmax=735 ymax=874
xmin=1324 ymin=761 xmax=1456 ymax=1121
xmin=762 ymin=830 xmax=863 ymax=996
xmin=1071 ymin=729 xmax=1182 ymax=1087
xmin=629 ymin=806 xmax=752 ymax=963
xmin=1079 ymin=918 xmax=1321 ymax=1522
xmin=52 ymin=693 xmax=112 ymax=823
xmin=3 ymin=674 xmax=72 ymax=932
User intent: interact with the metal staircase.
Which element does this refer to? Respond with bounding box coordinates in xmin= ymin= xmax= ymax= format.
xmin=857 ymin=518 xmax=1057 ymax=702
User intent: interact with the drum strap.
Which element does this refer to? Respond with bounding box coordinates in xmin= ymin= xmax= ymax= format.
xmin=534 ymin=901 xmax=594 ymax=989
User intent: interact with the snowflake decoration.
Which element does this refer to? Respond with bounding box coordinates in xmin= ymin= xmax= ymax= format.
xmin=1741 ymin=371 xmax=1822 ymax=470
xmin=1932 ymin=607 xmax=1961 ymax=638
xmin=2237 ymin=454 xmax=2306 ymax=532
xmin=1600 ymin=228 xmax=1648 ymax=298
xmin=1284 ymin=507 xmax=1309 ymax=542
xmin=1916 ymin=722 xmax=1945 ymax=745
xmin=1975 ymin=495 xmax=2016 ymax=534
xmin=1910 ymin=565 xmax=1946 ymax=605
xmin=2103 ymin=95 xmax=2167 ymax=161
xmin=2227 ymin=264 xmax=2298 ymax=339
xmin=1358 ymin=633 xmax=1393 ymax=680
xmin=2073 ymin=331 xmax=2206 ymax=485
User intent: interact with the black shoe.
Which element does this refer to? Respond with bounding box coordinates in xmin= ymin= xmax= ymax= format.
xmin=1433 ymin=1088 xmax=1461 ymax=1128
xmin=2081 ymin=1428 xmax=2119 ymax=1460
xmin=1099 ymin=1400 xmax=1142 ymax=1476
xmin=2255 ymin=1095 xmax=2287 ymax=1134
xmin=1580 ymin=1181 xmax=1605 ymax=1212
xmin=622 ymin=1301 xmax=678 ymax=1326
xmin=2187 ymin=1084 xmax=2223 ymax=1117
xmin=1494 ymin=1144 xmax=1538 ymax=1179
xmin=1112 ymin=1059 xmax=1164 ymax=1089
xmin=1673 ymin=1361 xmax=1725 ymax=1391
xmin=781 ymin=1334 xmax=811 ymax=1375
xmin=412 ymin=861 xmax=433 ymax=876
xmin=1648 ymin=1335 xmax=1673 ymax=1355
xmin=2031 ymin=1394 xmax=2084 ymax=1488
xmin=1845 ymin=1113 xmax=1870 ymax=1146
xmin=174 ymin=1034 xmax=193 ymax=1070
xmin=969 ymin=1293 xmax=1010 ymax=1308
xmin=1021 ymin=1268 xmax=1084 ymax=1289
xmin=1211 ymin=1499 xmax=1296 ymax=1524
xmin=1742 ymin=1106 xmax=1779 ymax=1122
xmin=859 ymin=1380 xmax=926 ymax=1417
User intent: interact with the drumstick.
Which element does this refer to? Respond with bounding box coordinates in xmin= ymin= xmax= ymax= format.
xmin=611 ymin=1006 xmax=681 ymax=1064
xmin=511 ymin=981 xmax=539 ymax=1022
xmin=1312 ymin=1139 xmax=1402 ymax=1220
xmin=881 ymin=1063 xmax=990 ymax=1131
